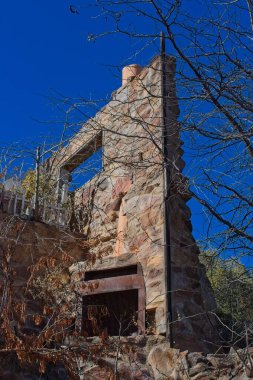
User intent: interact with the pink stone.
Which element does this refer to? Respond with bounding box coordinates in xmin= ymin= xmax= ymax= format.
xmin=112 ymin=176 xmax=132 ymax=198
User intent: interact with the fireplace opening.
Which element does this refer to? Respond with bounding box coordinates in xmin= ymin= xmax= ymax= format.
xmin=82 ymin=289 xmax=139 ymax=336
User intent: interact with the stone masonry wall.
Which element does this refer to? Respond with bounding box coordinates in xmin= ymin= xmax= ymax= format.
xmin=162 ymin=57 xmax=217 ymax=351
xmin=54 ymin=55 xmax=216 ymax=351
xmin=71 ymin=56 xmax=167 ymax=334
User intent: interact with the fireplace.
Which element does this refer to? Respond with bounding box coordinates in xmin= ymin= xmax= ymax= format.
xmin=76 ymin=264 xmax=145 ymax=336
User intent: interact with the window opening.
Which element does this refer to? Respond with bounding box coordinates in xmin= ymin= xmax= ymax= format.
xmin=69 ymin=146 xmax=103 ymax=190
xmin=57 ymin=132 xmax=103 ymax=203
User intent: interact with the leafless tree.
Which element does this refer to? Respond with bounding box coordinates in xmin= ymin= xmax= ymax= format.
xmin=77 ymin=0 xmax=253 ymax=261
xmin=0 ymin=0 xmax=253 ymax=377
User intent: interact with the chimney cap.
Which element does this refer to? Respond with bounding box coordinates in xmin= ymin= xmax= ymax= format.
xmin=122 ymin=64 xmax=142 ymax=86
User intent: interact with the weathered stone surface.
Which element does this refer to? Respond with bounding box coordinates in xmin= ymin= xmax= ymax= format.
xmin=188 ymin=352 xmax=210 ymax=367
xmin=0 ymin=213 xmax=85 ymax=312
xmin=51 ymin=55 xmax=217 ymax=350
xmin=147 ymin=345 xmax=188 ymax=380
xmin=1 ymin=324 xmax=251 ymax=380
xmin=112 ymin=176 xmax=133 ymax=198
xmin=189 ymin=362 xmax=211 ymax=376
xmin=147 ymin=344 xmax=253 ymax=380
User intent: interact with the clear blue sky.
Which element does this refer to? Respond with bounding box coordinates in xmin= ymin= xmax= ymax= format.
xmin=1 ymin=0 xmax=248 ymax=253
xmin=0 ymin=0 xmax=159 ymax=145
xmin=0 ymin=0 xmax=215 ymax=244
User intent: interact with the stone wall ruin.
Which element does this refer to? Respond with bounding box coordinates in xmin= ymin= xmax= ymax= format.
xmin=52 ymin=55 xmax=216 ymax=352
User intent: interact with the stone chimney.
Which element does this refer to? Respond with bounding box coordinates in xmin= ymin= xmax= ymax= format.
xmin=122 ymin=64 xmax=142 ymax=86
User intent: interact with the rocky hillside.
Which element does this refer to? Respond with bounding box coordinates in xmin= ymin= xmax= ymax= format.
xmin=0 ymin=213 xmax=252 ymax=380
xmin=0 ymin=212 xmax=86 ymax=377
